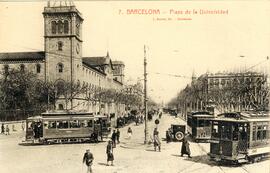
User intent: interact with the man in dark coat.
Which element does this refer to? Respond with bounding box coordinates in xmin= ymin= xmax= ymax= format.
xmin=116 ymin=129 xmax=120 ymax=144
xmin=1 ymin=124 xmax=4 ymax=134
xmin=111 ymin=130 xmax=117 ymax=148
xmin=83 ymin=149 xmax=94 ymax=173
xmin=106 ymin=140 xmax=114 ymax=166
xmin=181 ymin=137 xmax=191 ymax=158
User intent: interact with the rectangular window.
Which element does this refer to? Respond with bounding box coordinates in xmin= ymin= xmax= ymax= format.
xmin=87 ymin=120 xmax=93 ymax=128
xmin=48 ymin=121 xmax=56 ymax=129
xmin=70 ymin=120 xmax=81 ymax=128
xmin=252 ymin=125 xmax=256 ymax=141
xmin=56 ymin=121 xmax=69 ymax=129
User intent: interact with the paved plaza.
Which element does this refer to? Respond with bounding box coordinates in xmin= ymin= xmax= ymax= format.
xmin=0 ymin=114 xmax=269 ymax=173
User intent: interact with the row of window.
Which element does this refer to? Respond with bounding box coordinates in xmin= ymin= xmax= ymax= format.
xmin=44 ymin=120 xmax=93 ymax=129
xmin=51 ymin=20 xmax=80 ymax=37
xmin=3 ymin=63 xmax=64 ymax=74
xmin=209 ymin=78 xmax=263 ymax=86
xmin=51 ymin=20 xmax=69 ymax=34
xmin=4 ymin=64 xmax=41 ymax=74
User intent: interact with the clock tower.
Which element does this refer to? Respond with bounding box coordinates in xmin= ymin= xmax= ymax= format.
xmin=43 ymin=0 xmax=83 ymax=83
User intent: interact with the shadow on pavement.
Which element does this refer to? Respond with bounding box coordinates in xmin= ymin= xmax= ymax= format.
xmin=145 ymin=149 xmax=160 ymax=152
xmin=98 ymin=162 xmax=108 ymax=166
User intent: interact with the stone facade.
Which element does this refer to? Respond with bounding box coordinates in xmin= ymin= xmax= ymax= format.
xmin=0 ymin=3 xmax=125 ymax=119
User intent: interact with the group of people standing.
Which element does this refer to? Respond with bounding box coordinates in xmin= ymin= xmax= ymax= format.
xmin=1 ymin=123 xmax=10 ymax=135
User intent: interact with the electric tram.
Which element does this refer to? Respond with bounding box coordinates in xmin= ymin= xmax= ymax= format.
xmin=187 ymin=111 xmax=214 ymax=142
xmin=24 ymin=111 xmax=111 ymax=144
xmin=208 ymin=111 xmax=270 ymax=163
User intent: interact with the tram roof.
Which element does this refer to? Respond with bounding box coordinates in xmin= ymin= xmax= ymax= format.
xmin=211 ymin=111 xmax=270 ymax=122
xmin=188 ymin=111 xmax=213 ymax=117
xmin=41 ymin=110 xmax=94 ymax=116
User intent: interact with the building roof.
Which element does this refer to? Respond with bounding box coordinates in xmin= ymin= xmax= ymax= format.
xmin=112 ymin=60 xmax=124 ymax=65
xmin=82 ymin=57 xmax=110 ymax=67
xmin=0 ymin=51 xmax=45 ymax=61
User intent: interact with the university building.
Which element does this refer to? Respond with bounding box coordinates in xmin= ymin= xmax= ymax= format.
xmin=0 ymin=2 xmax=126 ymax=118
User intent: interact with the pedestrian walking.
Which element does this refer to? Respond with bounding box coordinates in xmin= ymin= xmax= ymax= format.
xmin=106 ymin=140 xmax=114 ymax=166
xmin=127 ymin=127 xmax=132 ymax=139
xmin=153 ymin=128 xmax=161 ymax=152
xmin=181 ymin=136 xmax=191 ymax=158
xmin=111 ymin=130 xmax=117 ymax=148
xmin=83 ymin=149 xmax=94 ymax=173
xmin=6 ymin=125 xmax=10 ymax=135
xmin=12 ymin=124 xmax=16 ymax=131
xmin=21 ymin=122 xmax=25 ymax=131
xmin=116 ymin=129 xmax=120 ymax=144
xmin=1 ymin=123 xmax=4 ymax=134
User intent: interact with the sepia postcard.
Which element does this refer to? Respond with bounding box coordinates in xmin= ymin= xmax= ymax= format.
xmin=0 ymin=0 xmax=269 ymax=173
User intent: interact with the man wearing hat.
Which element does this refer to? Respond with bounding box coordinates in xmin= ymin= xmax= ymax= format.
xmin=83 ymin=149 xmax=94 ymax=173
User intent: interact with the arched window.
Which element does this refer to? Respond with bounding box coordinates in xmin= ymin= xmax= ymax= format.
xmin=51 ymin=21 xmax=57 ymax=34
xmin=4 ymin=65 xmax=9 ymax=74
xmin=58 ymin=21 xmax=64 ymax=34
xmin=20 ymin=64 xmax=25 ymax=72
xmin=58 ymin=41 xmax=63 ymax=51
xmin=64 ymin=20 xmax=69 ymax=34
xmin=36 ymin=64 xmax=41 ymax=73
xmin=57 ymin=63 xmax=63 ymax=73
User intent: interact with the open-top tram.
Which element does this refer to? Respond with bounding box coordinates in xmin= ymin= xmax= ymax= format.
xmin=208 ymin=111 xmax=270 ymax=163
xmin=25 ymin=111 xmax=110 ymax=144
xmin=187 ymin=111 xmax=214 ymax=142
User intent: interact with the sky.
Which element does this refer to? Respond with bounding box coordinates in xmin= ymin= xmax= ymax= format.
xmin=0 ymin=0 xmax=269 ymax=104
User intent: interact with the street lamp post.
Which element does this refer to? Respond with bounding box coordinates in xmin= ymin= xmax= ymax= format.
xmin=144 ymin=45 xmax=149 ymax=144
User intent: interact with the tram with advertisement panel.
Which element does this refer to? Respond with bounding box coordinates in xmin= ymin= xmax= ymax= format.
xmin=24 ymin=111 xmax=111 ymax=144
xmin=187 ymin=111 xmax=214 ymax=142
xmin=208 ymin=111 xmax=270 ymax=163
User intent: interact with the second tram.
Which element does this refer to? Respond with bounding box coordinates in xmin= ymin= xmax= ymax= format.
xmin=187 ymin=111 xmax=214 ymax=142
xmin=25 ymin=111 xmax=110 ymax=144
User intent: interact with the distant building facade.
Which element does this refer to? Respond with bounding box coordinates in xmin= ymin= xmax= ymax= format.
xmin=177 ymin=71 xmax=269 ymax=118
xmin=0 ymin=3 xmax=125 ymax=116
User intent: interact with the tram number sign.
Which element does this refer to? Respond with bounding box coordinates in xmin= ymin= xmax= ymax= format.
xmin=155 ymin=119 xmax=160 ymax=125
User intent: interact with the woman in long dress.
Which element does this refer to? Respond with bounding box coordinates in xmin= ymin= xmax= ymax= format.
xmin=181 ymin=137 xmax=191 ymax=158
xmin=106 ymin=140 xmax=114 ymax=166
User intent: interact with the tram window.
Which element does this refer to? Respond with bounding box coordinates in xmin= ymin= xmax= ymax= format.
xmin=81 ymin=120 xmax=87 ymax=128
xmin=43 ymin=121 xmax=48 ymax=129
xmin=252 ymin=126 xmax=256 ymax=141
xmin=212 ymin=124 xmax=219 ymax=138
xmin=57 ymin=121 xmax=68 ymax=129
xmin=198 ymin=120 xmax=210 ymax=127
xmin=232 ymin=125 xmax=239 ymax=141
xmin=256 ymin=125 xmax=268 ymax=140
xmin=221 ymin=125 xmax=232 ymax=140
xmin=48 ymin=121 xmax=56 ymax=129
xmin=70 ymin=120 xmax=81 ymax=128
xmin=87 ymin=120 xmax=93 ymax=127
xmin=262 ymin=126 xmax=267 ymax=140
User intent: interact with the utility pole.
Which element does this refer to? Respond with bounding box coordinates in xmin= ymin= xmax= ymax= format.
xmin=144 ymin=45 xmax=149 ymax=144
